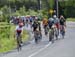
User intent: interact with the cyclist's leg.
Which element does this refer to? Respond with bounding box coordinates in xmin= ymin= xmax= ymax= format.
xmin=35 ymin=35 xmax=38 ymax=44
xmin=60 ymin=25 xmax=63 ymax=38
xmin=40 ymin=32 xmax=42 ymax=40
xmin=18 ymin=33 xmax=22 ymax=50
xmin=56 ymin=29 xmax=59 ymax=40
xmin=20 ymin=35 xmax=23 ymax=44
xmin=19 ymin=34 xmax=23 ymax=44
xmin=60 ymin=25 xmax=65 ymax=38
xmin=37 ymin=31 xmax=41 ymax=43
xmin=56 ymin=23 xmax=60 ymax=36
xmin=43 ymin=25 xmax=45 ymax=34
xmin=54 ymin=28 xmax=58 ymax=40
xmin=52 ymin=28 xmax=54 ymax=43
xmin=45 ymin=25 xmax=48 ymax=35
xmin=51 ymin=28 xmax=54 ymax=43
xmin=38 ymin=31 xmax=42 ymax=40
xmin=49 ymin=31 xmax=52 ymax=41
xmin=49 ymin=28 xmax=54 ymax=43
xmin=44 ymin=25 xmax=46 ymax=35
xmin=62 ymin=25 xmax=65 ymax=38
xmin=18 ymin=36 xmax=22 ymax=50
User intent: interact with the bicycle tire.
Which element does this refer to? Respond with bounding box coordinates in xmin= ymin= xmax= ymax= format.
xmin=17 ymin=35 xmax=22 ymax=51
xmin=49 ymin=29 xmax=54 ymax=43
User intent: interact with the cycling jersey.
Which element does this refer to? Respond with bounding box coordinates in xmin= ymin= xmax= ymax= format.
xmin=53 ymin=18 xmax=60 ymax=29
xmin=60 ymin=18 xmax=66 ymax=25
xmin=16 ymin=26 xmax=23 ymax=34
xmin=32 ymin=22 xmax=39 ymax=31
xmin=38 ymin=21 xmax=41 ymax=31
xmin=43 ymin=18 xmax=48 ymax=26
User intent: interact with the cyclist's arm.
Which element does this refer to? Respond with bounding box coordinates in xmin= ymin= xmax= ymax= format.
xmin=21 ymin=27 xmax=24 ymax=37
xmin=64 ymin=19 xmax=66 ymax=27
xmin=64 ymin=22 xmax=66 ymax=27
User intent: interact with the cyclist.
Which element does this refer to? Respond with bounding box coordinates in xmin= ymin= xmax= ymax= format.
xmin=32 ymin=20 xmax=39 ymax=32
xmin=48 ymin=18 xmax=55 ymax=43
xmin=48 ymin=18 xmax=54 ymax=29
xmin=15 ymin=22 xmax=23 ymax=51
xmin=37 ymin=19 xmax=42 ymax=40
xmin=42 ymin=18 xmax=48 ymax=35
xmin=53 ymin=15 xmax=60 ymax=40
xmin=34 ymin=28 xmax=41 ymax=44
xmin=32 ymin=18 xmax=42 ymax=43
xmin=60 ymin=15 xmax=66 ymax=28
xmin=29 ymin=16 xmax=33 ymax=29
xmin=59 ymin=15 xmax=66 ymax=38
xmin=25 ymin=16 xmax=29 ymax=27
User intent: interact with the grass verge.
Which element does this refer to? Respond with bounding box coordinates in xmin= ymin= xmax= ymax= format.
xmin=67 ymin=18 xmax=75 ymax=22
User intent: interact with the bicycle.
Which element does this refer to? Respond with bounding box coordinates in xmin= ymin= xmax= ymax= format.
xmin=49 ymin=28 xmax=54 ymax=43
xmin=16 ymin=33 xmax=22 ymax=51
xmin=60 ymin=25 xmax=65 ymax=39
xmin=34 ymin=30 xmax=41 ymax=44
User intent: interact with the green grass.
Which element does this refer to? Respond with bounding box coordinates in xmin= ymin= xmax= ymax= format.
xmin=0 ymin=22 xmax=9 ymax=25
xmin=67 ymin=18 xmax=75 ymax=22
xmin=0 ymin=38 xmax=16 ymax=53
xmin=0 ymin=24 xmax=29 ymax=53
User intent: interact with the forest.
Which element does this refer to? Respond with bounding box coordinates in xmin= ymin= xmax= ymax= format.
xmin=0 ymin=0 xmax=75 ymax=22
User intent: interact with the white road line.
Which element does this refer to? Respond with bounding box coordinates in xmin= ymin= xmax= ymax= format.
xmin=28 ymin=42 xmax=51 ymax=57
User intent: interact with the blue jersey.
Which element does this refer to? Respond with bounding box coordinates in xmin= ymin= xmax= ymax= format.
xmin=53 ymin=18 xmax=59 ymax=24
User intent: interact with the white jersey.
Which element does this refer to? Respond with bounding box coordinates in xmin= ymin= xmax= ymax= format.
xmin=16 ymin=26 xmax=23 ymax=31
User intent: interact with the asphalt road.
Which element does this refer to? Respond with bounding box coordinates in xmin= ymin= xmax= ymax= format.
xmin=0 ymin=22 xmax=75 ymax=57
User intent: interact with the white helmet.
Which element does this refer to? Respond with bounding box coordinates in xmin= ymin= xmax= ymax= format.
xmin=53 ymin=15 xmax=57 ymax=18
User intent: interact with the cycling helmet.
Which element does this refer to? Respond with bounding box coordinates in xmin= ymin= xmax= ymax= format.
xmin=19 ymin=22 xmax=23 ymax=27
xmin=53 ymin=15 xmax=57 ymax=18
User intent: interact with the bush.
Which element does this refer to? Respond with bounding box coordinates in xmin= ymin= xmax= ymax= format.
xmin=0 ymin=24 xmax=10 ymax=39
xmin=0 ymin=5 xmax=10 ymax=22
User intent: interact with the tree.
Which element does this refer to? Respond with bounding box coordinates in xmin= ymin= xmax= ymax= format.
xmin=1 ymin=5 xmax=10 ymax=22
xmin=19 ymin=6 xmax=26 ymax=15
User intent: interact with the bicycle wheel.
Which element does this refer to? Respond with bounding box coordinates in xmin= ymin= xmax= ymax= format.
xmin=55 ymin=28 xmax=59 ymax=40
xmin=49 ymin=29 xmax=54 ymax=43
xmin=45 ymin=27 xmax=48 ymax=35
xmin=17 ymin=35 xmax=22 ymax=51
xmin=49 ymin=29 xmax=52 ymax=41
xmin=35 ymin=37 xmax=38 ymax=44
xmin=61 ymin=30 xmax=65 ymax=39
xmin=60 ymin=25 xmax=65 ymax=39
xmin=34 ymin=31 xmax=39 ymax=44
